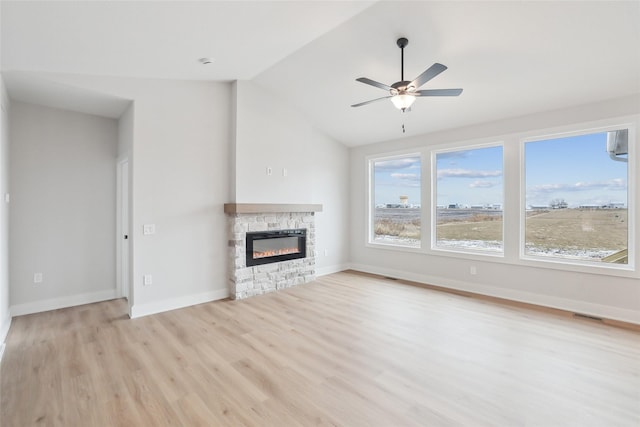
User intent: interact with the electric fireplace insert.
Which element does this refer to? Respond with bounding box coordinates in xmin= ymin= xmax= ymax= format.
xmin=246 ymin=229 xmax=306 ymax=267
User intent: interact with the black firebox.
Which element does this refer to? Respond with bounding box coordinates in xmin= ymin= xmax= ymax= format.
xmin=246 ymin=229 xmax=306 ymax=267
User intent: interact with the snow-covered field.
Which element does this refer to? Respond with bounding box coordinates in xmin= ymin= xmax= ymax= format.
xmin=374 ymin=235 xmax=617 ymax=260
xmin=436 ymin=239 xmax=503 ymax=252
xmin=373 ymin=235 xmax=420 ymax=247
xmin=373 ymin=207 xmax=625 ymax=262
xmin=524 ymin=245 xmax=617 ymax=260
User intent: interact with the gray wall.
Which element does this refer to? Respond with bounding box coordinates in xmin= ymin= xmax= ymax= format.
xmin=9 ymin=102 xmax=118 ymax=312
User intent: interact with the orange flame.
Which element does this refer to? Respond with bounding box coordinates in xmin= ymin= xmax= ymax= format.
xmin=253 ymin=247 xmax=300 ymax=259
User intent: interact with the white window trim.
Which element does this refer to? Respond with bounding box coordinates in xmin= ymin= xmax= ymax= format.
xmin=519 ymin=122 xmax=636 ymax=271
xmin=364 ymin=115 xmax=638 ymax=279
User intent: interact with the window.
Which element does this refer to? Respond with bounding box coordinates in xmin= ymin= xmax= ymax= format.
xmin=366 ymin=120 xmax=633 ymax=273
xmin=370 ymin=154 xmax=421 ymax=248
xmin=434 ymin=145 xmax=504 ymax=252
xmin=524 ymin=128 xmax=629 ymax=265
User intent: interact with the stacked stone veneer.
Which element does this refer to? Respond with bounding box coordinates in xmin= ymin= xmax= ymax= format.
xmin=228 ymin=212 xmax=315 ymax=299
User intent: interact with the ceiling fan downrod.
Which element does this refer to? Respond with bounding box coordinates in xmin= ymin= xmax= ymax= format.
xmin=397 ymin=38 xmax=408 ymax=82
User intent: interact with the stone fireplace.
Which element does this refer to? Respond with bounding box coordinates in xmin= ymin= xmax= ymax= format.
xmin=224 ymin=204 xmax=322 ymax=300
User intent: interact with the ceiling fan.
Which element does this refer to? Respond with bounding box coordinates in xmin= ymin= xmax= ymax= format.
xmin=351 ymin=38 xmax=463 ymax=112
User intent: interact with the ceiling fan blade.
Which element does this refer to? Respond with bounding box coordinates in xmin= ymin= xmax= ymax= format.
xmin=356 ymin=77 xmax=393 ymax=91
xmin=351 ymin=96 xmax=392 ymax=108
xmin=415 ymin=88 xmax=463 ymax=97
xmin=410 ymin=63 xmax=447 ymax=89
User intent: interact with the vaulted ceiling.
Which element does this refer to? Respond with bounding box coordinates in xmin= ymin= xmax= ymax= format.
xmin=2 ymin=1 xmax=639 ymax=146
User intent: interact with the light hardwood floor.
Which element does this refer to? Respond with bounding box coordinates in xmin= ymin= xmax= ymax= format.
xmin=1 ymin=271 xmax=639 ymax=426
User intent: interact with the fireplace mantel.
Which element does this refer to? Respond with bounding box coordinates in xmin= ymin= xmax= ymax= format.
xmin=224 ymin=203 xmax=323 ymax=214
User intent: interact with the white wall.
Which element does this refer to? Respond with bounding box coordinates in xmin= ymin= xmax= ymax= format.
xmin=0 ymin=77 xmax=11 ymax=357
xmin=9 ymin=102 xmax=118 ymax=314
xmin=350 ymin=95 xmax=640 ymax=324
xmin=234 ymin=80 xmax=351 ymax=273
xmin=125 ymin=81 xmax=231 ymax=317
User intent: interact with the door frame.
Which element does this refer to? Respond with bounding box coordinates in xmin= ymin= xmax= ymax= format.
xmin=116 ymin=158 xmax=130 ymax=307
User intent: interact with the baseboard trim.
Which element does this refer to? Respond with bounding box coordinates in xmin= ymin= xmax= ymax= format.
xmin=130 ymin=288 xmax=229 ymax=319
xmin=10 ymin=289 xmax=118 ymax=317
xmin=317 ymin=264 xmax=349 ymax=277
xmin=348 ymin=263 xmax=640 ymax=327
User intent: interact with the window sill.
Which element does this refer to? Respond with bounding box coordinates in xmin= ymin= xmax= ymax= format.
xmin=366 ymin=240 xmax=637 ymax=278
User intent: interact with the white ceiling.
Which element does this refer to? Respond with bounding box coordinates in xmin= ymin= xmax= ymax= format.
xmin=1 ymin=1 xmax=373 ymax=81
xmin=2 ymin=1 xmax=639 ymax=146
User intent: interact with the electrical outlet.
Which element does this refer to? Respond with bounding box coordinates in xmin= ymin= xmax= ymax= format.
xmin=266 ymin=167 xmax=273 ymax=176
xmin=143 ymin=274 xmax=153 ymax=286
xmin=33 ymin=273 xmax=43 ymax=283
xmin=143 ymin=224 xmax=156 ymax=235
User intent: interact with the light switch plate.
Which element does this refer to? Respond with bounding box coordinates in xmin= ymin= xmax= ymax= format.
xmin=143 ymin=224 xmax=156 ymax=235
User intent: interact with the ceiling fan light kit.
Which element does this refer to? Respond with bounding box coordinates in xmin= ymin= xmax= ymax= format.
xmin=352 ymin=37 xmax=463 ymax=112
xmin=390 ymin=94 xmax=416 ymax=110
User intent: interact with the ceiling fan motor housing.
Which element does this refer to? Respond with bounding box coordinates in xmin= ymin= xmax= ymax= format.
xmin=391 ymin=81 xmax=416 ymax=95
xmin=396 ymin=38 xmax=409 ymax=49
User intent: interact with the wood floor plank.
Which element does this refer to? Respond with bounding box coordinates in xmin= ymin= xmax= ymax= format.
xmin=1 ymin=271 xmax=639 ymax=426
